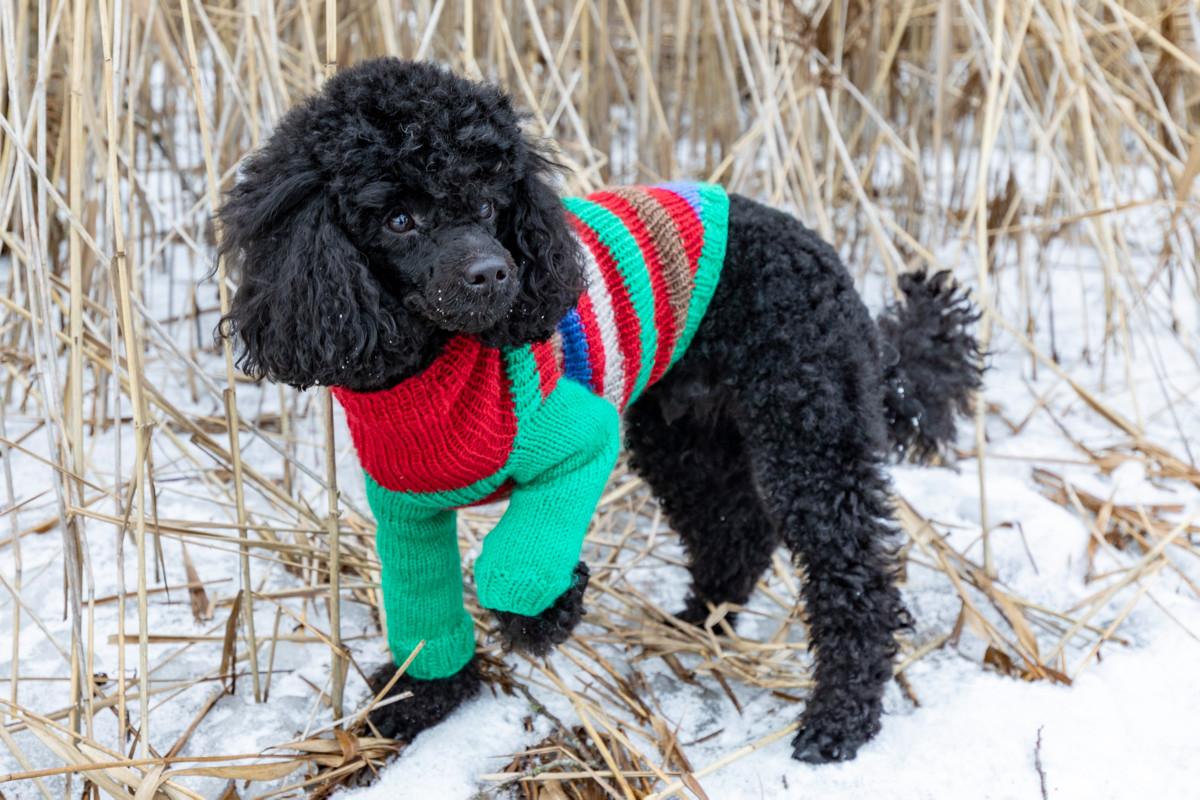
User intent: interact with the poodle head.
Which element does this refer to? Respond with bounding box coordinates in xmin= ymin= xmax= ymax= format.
xmin=217 ymin=58 xmax=584 ymax=391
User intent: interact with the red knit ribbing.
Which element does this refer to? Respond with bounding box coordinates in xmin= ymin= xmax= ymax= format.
xmin=332 ymin=336 xmax=516 ymax=493
xmin=530 ymin=339 xmax=560 ymax=399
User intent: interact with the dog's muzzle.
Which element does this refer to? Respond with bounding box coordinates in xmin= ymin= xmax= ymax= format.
xmin=410 ymin=250 xmax=520 ymax=334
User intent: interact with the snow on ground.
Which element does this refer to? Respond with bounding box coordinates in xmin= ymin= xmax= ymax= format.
xmin=2 ymin=173 xmax=1198 ymax=799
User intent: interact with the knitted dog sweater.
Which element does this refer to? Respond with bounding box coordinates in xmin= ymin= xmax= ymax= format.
xmin=333 ymin=183 xmax=729 ymax=678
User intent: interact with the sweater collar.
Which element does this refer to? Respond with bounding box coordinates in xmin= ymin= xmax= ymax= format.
xmin=330 ymin=335 xmax=489 ymax=423
xmin=330 ymin=334 xmax=519 ymax=494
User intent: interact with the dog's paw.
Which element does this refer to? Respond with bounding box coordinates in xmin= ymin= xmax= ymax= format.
xmin=492 ymin=562 xmax=589 ymax=656
xmin=790 ymin=724 xmax=865 ymax=764
xmin=790 ymin=698 xmax=881 ymax=764
xmin=363 ymin=658 xmax=481 ymax=742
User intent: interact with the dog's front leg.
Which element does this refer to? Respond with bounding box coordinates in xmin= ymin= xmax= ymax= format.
xmin=364 ymin=488 xmax=481 ymax=740
xmin=474 ymin=378 xmax=620 ymax=654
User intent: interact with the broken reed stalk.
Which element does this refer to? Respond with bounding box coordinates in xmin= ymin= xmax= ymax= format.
xmin=970 ymin=0 xmax=1005 ymax=576
xmin=178 ymin=0 xmax=263 ymax=703
xmin=61 ymin=0 xmax=87 ymax=765
xmin=323 ymin=0 xmax=346 ymax=724
xmin=0 ymin=1 xmax=1196 ymax=796
xmin=322 ymin=391 xmax=345 ymax=721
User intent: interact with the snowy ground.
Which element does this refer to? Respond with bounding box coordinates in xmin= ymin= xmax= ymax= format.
xmin=2 ymin=187 xmax=1198 ymax=798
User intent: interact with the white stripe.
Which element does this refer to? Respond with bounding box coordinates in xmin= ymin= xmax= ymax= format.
xmin=578 ymin=238 xmax=626 ymax=407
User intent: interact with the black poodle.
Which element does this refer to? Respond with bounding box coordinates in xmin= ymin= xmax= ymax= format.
xmin=217 ymin=58 xmax=981 ymax=764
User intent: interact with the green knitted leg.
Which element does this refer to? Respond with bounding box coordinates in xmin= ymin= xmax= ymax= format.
xmin=368 ymin=478 xmax=476 ymax=680
xmin=474 ymin=379 xmax=620 ymax=616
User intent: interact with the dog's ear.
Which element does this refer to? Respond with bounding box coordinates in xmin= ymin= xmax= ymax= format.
xmin=216 ymin=149 xmax=392 ymax=390
xmin=492 ymin=146 xmax=585 ymax=345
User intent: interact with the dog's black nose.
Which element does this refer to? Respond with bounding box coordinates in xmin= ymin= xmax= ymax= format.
xmin=464 ymin=257 xmax=509 ymax=290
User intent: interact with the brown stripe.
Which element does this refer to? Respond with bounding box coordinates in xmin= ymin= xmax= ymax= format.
xmin=610 ymin=187 xmax=693 ymax=336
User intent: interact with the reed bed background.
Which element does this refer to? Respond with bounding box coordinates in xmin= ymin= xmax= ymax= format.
xmin=0 ymin=0 xmax=1198 ymax=797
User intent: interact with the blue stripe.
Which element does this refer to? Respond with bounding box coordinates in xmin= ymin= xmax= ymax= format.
xmin=658 ymin=181 xmax=703 ymax=214
xmin=558 ymin=308 xmax=593 ymax=389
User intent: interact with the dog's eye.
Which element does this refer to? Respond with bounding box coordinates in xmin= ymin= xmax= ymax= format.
xmin=386 ymin=211 xmax=415 ymax=234
xmin=477 ymin=201 xmax=494 ymax=220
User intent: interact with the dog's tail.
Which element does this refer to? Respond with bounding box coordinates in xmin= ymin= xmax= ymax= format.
xmin=876 ymin=270 xmax=983 ymax=463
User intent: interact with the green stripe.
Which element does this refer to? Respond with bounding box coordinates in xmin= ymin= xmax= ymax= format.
xmin=364 ymin=468 xmax=508 ymax=513
xmin=502 ymin=344 xmax=545 ymax=430
xmin=563 ymin=196 xmax=658 ymax=405
xmin=670 ymin=183 xmax=728 ymax=367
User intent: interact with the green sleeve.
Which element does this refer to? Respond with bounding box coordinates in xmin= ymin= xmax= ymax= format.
xmin=473 ymin=379 xmax=620 ymax=616
xmin=366 ymin=476 xmax=476 ymax=679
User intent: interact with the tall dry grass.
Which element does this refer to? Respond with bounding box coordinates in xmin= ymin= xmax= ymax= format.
xmin=0 ymin=1 xmax=1197 ymax=797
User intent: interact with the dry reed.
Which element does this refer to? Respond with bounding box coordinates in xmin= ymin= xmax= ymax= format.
xmin=0 ymin=1 xmax=1197 ymax=797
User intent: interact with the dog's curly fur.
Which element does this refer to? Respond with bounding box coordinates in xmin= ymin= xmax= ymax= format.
xmin=364 ymin=658 xmax=482 ymax=742
xmin=492 ymin=562 xmax=590 ymax=656
xmin=217 ymin=59 xmax=584 ymax=392
xmin=217 ymin=58 xmax=982 ymax=764
xmin=879 ymin=271 xmax=983 ymax=462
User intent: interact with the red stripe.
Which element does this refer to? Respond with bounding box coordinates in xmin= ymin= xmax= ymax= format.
xmin=567 ymin=212 xmax=641 ymax=405
xmin=530 ymin=339 xmax=560 ymax=398
xmin=647 ymin=187 xmax=704 ymax=275
xmin=575 ymin=291 xmax=606 ymax=396
xmin=332 ymin=337 xmax=515 ymax=493
xmin=591 ymin=191 xmax=678 ymax=386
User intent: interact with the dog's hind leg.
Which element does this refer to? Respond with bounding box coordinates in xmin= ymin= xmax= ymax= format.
xmin=721 ymin=252 xmax=909 ymax=763
xmin=625 ymin=389 xmax=780 ymax=628
xmin=738 ymin=401 xmax=907 ymax=763
xmin=669 ymin=194 xmax=912 ymax=763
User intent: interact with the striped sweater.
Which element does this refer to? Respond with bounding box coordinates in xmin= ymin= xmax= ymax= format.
xmin=333 ymin=183 xmax=728 ymax=679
